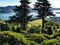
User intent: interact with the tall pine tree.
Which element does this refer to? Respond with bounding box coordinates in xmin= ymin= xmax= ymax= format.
xmin=34 ymin=0 xmax=54 ymax=33
xmin=10 ymin=0 xmax=32 ymax=30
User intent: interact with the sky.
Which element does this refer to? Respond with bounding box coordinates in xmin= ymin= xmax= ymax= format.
xmin=0 ymin=0 xmax=60 ymax=8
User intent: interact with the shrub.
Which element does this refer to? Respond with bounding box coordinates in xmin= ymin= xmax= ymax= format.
xmin=28 ymin=25 xmax=41 ymax=34
xmin=15 ymin=27 xmax=21 ymax=33
xmin=0 ymin=23 xmax=9 ymax=31
xmin=40 ymin=39 xmax=60 ymax=45
xmin=44 ymin=25 xmax=53 ymax=35
xmin=45 ymin=20 xmax=54 ymax=26
xmin=43 ymin=34 xmax=52 ymax=39
xmin=52 ymin=33 xmax=60 ymax=39
xmin=26 ymin=34 xmax=47 ymax=43
xmin=0 ymin=31 xmax=34 ymax=45
xmin=55 ymin=24 xmax=59 ymax=29
xmin=11 ymin=26 xmax=16 ymax=32
xmin=43 ymin=33 xmax=60 ymax=40
xmin=57 ymin=29 xmax=60 ymax=33
xmin=12 ymin=26 xmax=22 ymax=33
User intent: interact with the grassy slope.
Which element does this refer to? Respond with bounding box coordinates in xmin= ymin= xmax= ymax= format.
xmin=0 ymin=19 xmax=42 ymax=28
xmin=28 ymin=19 xmax=42 ymax=27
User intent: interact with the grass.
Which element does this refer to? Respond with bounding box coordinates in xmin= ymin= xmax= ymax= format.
xmin=0 ymin=19 xmax=42 ymax=30
xmin=28 ymin=19 xmax=42 ymax=27
xmin=0 ymin=20 xmax=5 ymax=24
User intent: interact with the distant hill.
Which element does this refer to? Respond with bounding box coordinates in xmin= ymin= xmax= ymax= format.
xmin=51 ymin=8 xmax=60 ymax=10
xmin=0 ymin=6 xmax=37 ymax=13
xmin=0 ymin=6 xmax=15 ymax=13
xmin=49 ymin=17 xmax=60 ymax=23
xmin=0 ymin=6 xmax=60 ymax=13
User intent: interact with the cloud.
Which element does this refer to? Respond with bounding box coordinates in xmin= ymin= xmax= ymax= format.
xmin=49 ymin=0 xmax=60 ymax=8
xmin=0 ymin=2 xmax=20 ymax=7
xmin=0 ymin=0 xmax=60 ymax=8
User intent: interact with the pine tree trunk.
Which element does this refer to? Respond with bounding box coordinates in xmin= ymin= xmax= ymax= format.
xmin=42 ymin=8 xmax=45 ymax=33
xmin=21 ymin=24 xmax=26 ymax=30
xmin=42 ymin=16 xmax=44 ymax=33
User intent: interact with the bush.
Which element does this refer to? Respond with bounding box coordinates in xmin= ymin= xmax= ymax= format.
xmin=57 ymin=29 xmax=60 ymax=33
xmin=45 ymin=20 xmax=54 ymax=26
xmin=44 ymin=25 xmax=53 ymax=35
xmin=28 ymin=25 xmax=41 ymax=34
xmin=52 ymin=33 xmax=60 ymax=39
xmin=26 ymin=34 xmax=47 ymax=43
xmin=43 ymin=33 xmax=60 ymax=40
xmin=0 ymin=23 xmax=9 ymax=31
xmin=43 ymin=34 xmax=52 ymax=39
xmin=0 ymin=31 xmax=35 ymax=45
xmin=12 ymin=26 xmax=22 ymax=33
xmin=40 ymin=39 xmax=60 ymax=45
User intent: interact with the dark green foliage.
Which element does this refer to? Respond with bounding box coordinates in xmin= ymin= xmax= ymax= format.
xmin=28 ymin=25 xmax=41 ymax=34
xmin=40 ymin=39 xmax=60 ymax=45
xmin=0 ymin=21 xmax=60 ymax=45
xmin=0 ymin=23 xmax=9 ymax=31
xmin=0 ymin=0 xmax=60 ymax=45
xmin=43 ymin=34 xmax=52 ymax=39
xmin=10 ymin=0 xmax=32 ymax=30
xmin=30 ymin=41 xmax=37 ymax=45
xmin=43 ymin=33 xmax=60 ymax=40
xmin=44 ymin=21 xmax=60 ymax=34
xmin=44 ymin=26 xmax=52 ymax=35
xmin=45 ymin=20 xmax=54 ymax=26
xmin=15 ymin=27 xmax=21 ymax=33
xmin=34 ymin=0 xmax=54 ymax=33
xmin=55 ymin=24 xmax=59 ymax=29
xmin=12 ymin=26 xmax=22 ymax=33
xmin=46 ymin=26 xmax=52 ymax=35
xmin=52 ymin=33 xmax=60 ymax=39
xmin=0 ymin=31 xmax=37 ymax=45
xmin=44 ymin=21 xmax=60 ymax=35
xmin=26 ymin=34 xmax=47 ymax=43
xmin=12 ymin=26 xmax=16 ymax=32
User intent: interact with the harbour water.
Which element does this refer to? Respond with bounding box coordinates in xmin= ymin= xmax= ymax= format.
xmin=0 ymin=10 xmax=60 ymax=20
xmin=0 ymin=12 xmax=15 ymax=20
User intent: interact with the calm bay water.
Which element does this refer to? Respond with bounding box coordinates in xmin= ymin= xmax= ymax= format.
xmin=0 ymin=11 xmax=37 ymax=20
xmin=0 ymin=10 xmax=60 ymax=20
xmin=0 ymin=12 xmax=15 ymax=20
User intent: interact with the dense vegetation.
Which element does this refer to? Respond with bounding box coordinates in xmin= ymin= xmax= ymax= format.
xmin=34 ymin=0 xmax=54 ymax=33
xmin=0 ymin=0 xmax=60 ymax=45
xmin=0 ymin=19 xmax=60 ymax=45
